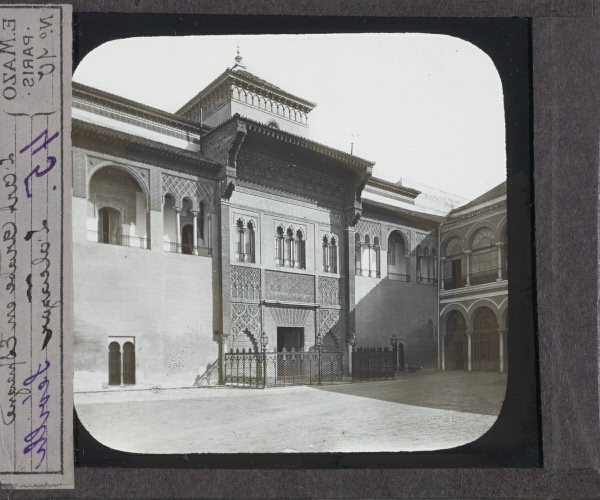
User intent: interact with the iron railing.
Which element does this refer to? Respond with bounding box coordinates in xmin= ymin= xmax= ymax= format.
xmin=163 ymin=241 xmax=211 ymax=256
xmin=417 ymin=276 xmax=438 ymax=286
xmin=88 ymin=230 xmax=148 ymax=249
xmin=351 ymin=347 xmax=395 ymax=381
xmin=224 ymin=348 xmax=343 ymax=388
xmin=387 ymin=272 xmax=411 ymax=282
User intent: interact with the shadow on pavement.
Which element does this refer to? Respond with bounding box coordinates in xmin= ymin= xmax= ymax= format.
xmin=312 ymin=370 xmax=507 ymax=416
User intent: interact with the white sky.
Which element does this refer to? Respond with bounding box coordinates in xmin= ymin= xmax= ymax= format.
xmin=73 ymin=33 xmax=506 ymax=201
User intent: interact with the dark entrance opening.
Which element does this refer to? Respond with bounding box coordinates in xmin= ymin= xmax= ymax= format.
xmin=277 ymin=327 xmax=304 ymax=352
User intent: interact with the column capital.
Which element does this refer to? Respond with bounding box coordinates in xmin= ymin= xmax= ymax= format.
xmin=464 ymin=249 xmax=472 ymax=255
xmin=494 ymin=241 xmax=505 ymax=247
xmin=190 ymin=209 xmax=199 ymax=216
xmin=440 ymin=256 xmax=446 ymax=261
xmin=174 ymin=206 xmax=182 ymax=213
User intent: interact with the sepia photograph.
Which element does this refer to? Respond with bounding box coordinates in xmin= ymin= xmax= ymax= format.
xmin=71 ymin=33 xmax=511 ymax=455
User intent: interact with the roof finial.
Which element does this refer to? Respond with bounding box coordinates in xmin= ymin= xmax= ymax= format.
xmin=233 ymin=45 xmax=246 ymax=71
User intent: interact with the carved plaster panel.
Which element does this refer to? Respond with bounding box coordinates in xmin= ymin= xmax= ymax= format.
xmin=355 ymin=219 xmax=382 ymax=242
xmin=230 ymin=266 xmax=261 ymax=300
xmin=319 ymin=309 xmax=343 ymax=341
xmin=269 ymin=307 xmax=310 ymax=327
xmin=415 ymin=232 xmax=438 ymax=252
xmin=265 ymin=270 xmax=315 ymax=303
xmin=319 ymin=276 xmax=342 ymax=306
xmin=161 ymin=173 xmax=213 ymax=210
xmin=232 ymin=188 xmax=341 ymax=227
xmin=73 ymin=148 xmax=87 ymax=198
xmin=231 ymin=303 xmax=261 ymax=341
xmin=238 ymin=150 xmax=345 ymax=204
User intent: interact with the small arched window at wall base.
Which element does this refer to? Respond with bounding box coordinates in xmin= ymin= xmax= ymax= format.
xmin=108 ymin=338 xmax=136 ymax=386
xmin=322 ymin=235 xmax=338 ymax=274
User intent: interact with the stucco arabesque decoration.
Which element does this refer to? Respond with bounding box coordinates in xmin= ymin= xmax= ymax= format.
xmin=230 ymin=265 xmax=261 ymax=300
xmin=319 ymin=309 xmax=342 ymax=347
xmin=265 ymin=270 xmax=315 ymax=303
xmin=231 ymin=303 xmax=261 ymax=345
xmin=162 ymin=172 xmax=213 ymax=211
xmin=319 ymin=276 xmax=342 ymax=306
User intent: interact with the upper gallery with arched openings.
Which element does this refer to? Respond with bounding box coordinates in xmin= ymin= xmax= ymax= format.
xmin=87 ymin=165 xmax=149 ymax=249
xmin=163 ymin=193 xmax=210 ymax=256
xmin=441 ymin=223 xmax=507 ymax=291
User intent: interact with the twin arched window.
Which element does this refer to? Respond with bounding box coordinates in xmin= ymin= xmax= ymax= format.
xmin=236 ymin=219 xmax=256 ymax=263
xmin=275 ymin=226 xmax=305 ymax=269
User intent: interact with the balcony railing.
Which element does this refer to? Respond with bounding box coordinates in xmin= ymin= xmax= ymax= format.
xmin=88 ymin=230 xmax=148 ymax=249
xmin=387 ymin=272 xmax=410 ymax=282
xmin=417 ymin=276 xmax=438 ymax=286
xmin=164 ymin=241 xmax=211 ymax=257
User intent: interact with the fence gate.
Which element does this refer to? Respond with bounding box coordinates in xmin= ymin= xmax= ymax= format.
xmin=224 ymin=348 xmax=343 ymax=388
xmin=351 ymin=347 xmax=395 ymax=381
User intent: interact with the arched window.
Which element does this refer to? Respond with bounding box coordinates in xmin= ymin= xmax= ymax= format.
xmin=322 ymin=235 xmax=329 ymax=272
xmin=275 ymin=226 xmax=285 ymax=266
xmin=329 ymin=236 xmax=338 ymax=274
xmin=246 ymin=221 xmax=255 ymax=263
xmin=236 ymin=219 xmax=245 ymax=262
xmin=355 ymin=233 xmax=362 ymax=275
xmin=199 ymin=202 xmax=205 ymax=239
xmin=444 ymin=310 xmax=467 ymax=371
xmin=473 ymin=306 xmax=498 ymax=332
xmin=284 ymin=227 xmax=293 ymax=266
xmin=295 ymin=229 xmax=305 ymax=269
xmin=108 ymin=342 xmax=121 ymax=386
xmin=443 ymin=237 xmax=464 ymax=290
xmin=98 ymin=207 xmax=121 ymax=245
xmin=472 ymin=306 xmax=499 ymax=372
xmin=122 ymin=342 xmax=135 ymax=385
xmin=387 ymin=231 xmax=407 ymax=281
xmin=416 ymin=245 xmax=423 ymax=281
xmin=373 ymin=237 xmax=380 ymax=278
xmin=470 ymin=228 xmax=497 ymax=285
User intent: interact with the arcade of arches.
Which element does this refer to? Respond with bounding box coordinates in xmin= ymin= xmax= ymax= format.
xmin=442 ymin=306 xmax=507 ymax=373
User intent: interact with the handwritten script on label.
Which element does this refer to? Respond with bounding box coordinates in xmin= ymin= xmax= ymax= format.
xmin=0 ymin=4 xmax=73 ymax=489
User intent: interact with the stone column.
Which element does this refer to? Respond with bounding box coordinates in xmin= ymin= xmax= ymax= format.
xmin=367 ymin=244 xmax=373 ymax=277
xmin=466 ymin=332 xmax=473 ymax=372
xmin=464 ymin=250 xmax=472 ymax=286
xmin=498 ymin=330 xmax=506 ymax=373
xmin=441 ymin=334 xmax=446 ymax=371
xmin=191 ymin=210 xmax=198 ymax=255
xmin=175 ymin=207 xmax=181 ymax=252
xmin=440 ymin=256 xmax=446 ymax=290
xmin=496 ymin=242 xmax=504 ymax=281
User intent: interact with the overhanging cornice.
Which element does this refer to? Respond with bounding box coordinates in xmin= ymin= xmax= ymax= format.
xmin=72 ymin=118 xmax=222 ymax=176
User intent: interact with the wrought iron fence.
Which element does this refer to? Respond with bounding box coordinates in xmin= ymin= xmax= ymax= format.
xmin=417 ymin=276 xmax=438 ymax=285
xmin=224 ymin=348 xmax=343 ymax=388
xmin=351 ymin=347 xmax=395 ymax=381
xmin=88 ymin=230 xmax=148 ymax=249
xmin=163 ymin=241 xmax=211 ymax=256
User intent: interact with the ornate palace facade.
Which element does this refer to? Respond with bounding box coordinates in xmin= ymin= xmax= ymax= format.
xmin=72 ymin=56 xmax=507 ymax=391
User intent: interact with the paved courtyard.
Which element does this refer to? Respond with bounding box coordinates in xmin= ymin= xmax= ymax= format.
xmin=75 ymin=370 xmax=507 ymax=454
